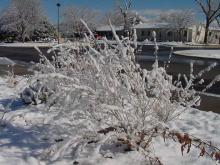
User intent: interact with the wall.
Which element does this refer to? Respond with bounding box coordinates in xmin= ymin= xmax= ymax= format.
xmin=97 ymin=25 xmax=220 ymax=44
xmin=136 ymin=28 xmax=190 ymax=42
xmin=208 ymin=30 xmax=220 ymax=44
xmin=191 ymin=25 xmax=220 ymax=44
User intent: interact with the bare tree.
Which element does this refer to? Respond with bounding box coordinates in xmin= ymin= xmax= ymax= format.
xmin=102 ymin=8 xmax=124 ymax=26
xmin=119 ymin=0 xmax=133 ymax=36
xmin=102 ymin=9 xmax=145 ymax=27
xmin=102 ymin=0 xmax=136 ymax=37
xmin=61 ymin=6 xmax=100 ymax=38
xmin=195 ymin=0 xmax=220 ymax=43
xmin=100 ymin=0 xmax=134 ymax=36
xmin=102 ymin=0 xmax=147 ymax=38
xmin=160 ymin=10 xmax=195 ymax=41
xmin=0 ymin=0 xmax=44 ymax=42
xmin=117 ymin=0 xmax=146 ymax=37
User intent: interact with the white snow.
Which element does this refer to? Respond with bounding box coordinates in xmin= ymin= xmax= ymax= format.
xmin=174 ymin=50 xmax=220 ymax=59
xmin=0 ymin=76 xmax=219 ymax=165
xmin=153 ymin=108 xmax=220 ymax=165
xmin=134 ymin=22 xmax=169 ymax=29
xmin=140 ymin=41 xmax=184 ymax=46
xmin=96 ymin=25 xmax=124 ymax=32
xmin=0 ymin=42 xmax=53 ymax=48
xmin=0 ymin=57 xmax=15 ymax=65
xmin=96 ymin=23 xmax=170 ymax=32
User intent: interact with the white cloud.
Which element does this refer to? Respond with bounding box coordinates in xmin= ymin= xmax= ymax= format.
xmin=134 ymin=8 xmax=186 ymax=18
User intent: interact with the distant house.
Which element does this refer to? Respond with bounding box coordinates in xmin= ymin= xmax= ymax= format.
xmin=203 ymin=27 xmax=220 ymax=44
xmin=96 ymin=23 xmax=220 ymax=44
xmin=96 ymin=25 xmax=124 ymax=39
xmin=189 ymin=25 xmax=220 ymax=44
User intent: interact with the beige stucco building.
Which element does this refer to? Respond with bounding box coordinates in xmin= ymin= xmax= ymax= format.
xmin=96 ymin=23 xmax=220 ymax=44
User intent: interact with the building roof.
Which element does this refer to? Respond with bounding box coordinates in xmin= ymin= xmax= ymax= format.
xmin=96 ymin=25 xmax=123 ymax=32
xmin=209 ymin=27 xmax=220 ymax=31
xmin=96 ymin=22 xmax=171 ymax=32
xmin=136 ymin=15 xmax=149 ymax=23
xmin=134 ymin=22 xmax=169 ymax=29
xmin=97 ymin=22 xmax=218 ymax=32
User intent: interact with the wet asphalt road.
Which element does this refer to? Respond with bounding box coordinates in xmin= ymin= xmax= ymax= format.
xmin=0 ymin=45 xmax=219 ymax=113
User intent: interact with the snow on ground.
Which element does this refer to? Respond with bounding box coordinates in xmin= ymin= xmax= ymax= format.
xmin=174 ymin=50 xmax=220 ymax=59
xmin=0 ymin=57 xmax=15 ymax=65
xmin=0 ymin=42 xmax=53 ymax=48
xmin=153 ymin=108 xmax=220 ymax=165
xmin=0 ymin=77 xmax=49 ymax=165
xmin=0 ymin=76 xmax=219 ymax=165
xmin=142 ymin=41 xmax=220 ymax=48
xmin=135 ymin=40 xmax=184 ymax=46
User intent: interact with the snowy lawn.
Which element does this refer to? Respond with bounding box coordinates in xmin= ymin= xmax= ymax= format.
xmin=0 ymin=42 xmax=53 ymax=48
xmin=0 ymin=76 xmax=219 ymax=165
xmin=153 ymin=108 xmax=220 ymax=165
xmin=174 ymin=50 xmax=220 ymax=59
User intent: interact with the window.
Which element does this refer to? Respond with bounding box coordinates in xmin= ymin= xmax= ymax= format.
xmin=209 ymin=32 xmax=212 ymax=36
xmin=167 ymin=31 xmax=172 ymax=37
xmin=147 ymin=31 xmax=151 ymax=36
xmin=184 ymin=30 xmax=187 ymax=37
xmin=141 ymin=31 xmax=145 ymax=36
xmin=216 ymin=35 xmax=218 ymax=39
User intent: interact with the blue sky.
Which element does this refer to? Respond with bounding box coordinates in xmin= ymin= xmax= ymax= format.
xmin=0 ymin=0 xmax=202 ymax=23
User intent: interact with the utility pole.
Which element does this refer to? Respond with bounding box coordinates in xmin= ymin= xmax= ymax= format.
xmin=56 ymin=3 xmax=61 ymax=44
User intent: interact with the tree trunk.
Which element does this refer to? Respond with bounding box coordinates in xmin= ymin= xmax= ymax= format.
xmin=204 ymin=20 xmax=209 ymax=44
xmin=179 ymin=30 xmax=182 ymax=42
xmin=20 ymin=24 xmax=26 ymax=43
xmin=123 ymin=13 xmax=129 ymax=37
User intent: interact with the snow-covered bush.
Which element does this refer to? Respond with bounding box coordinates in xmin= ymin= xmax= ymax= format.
xmin=21 ymin=79 xmax=53 ymax=104
xmin=24 ymin=23 xmax=218 ymax=163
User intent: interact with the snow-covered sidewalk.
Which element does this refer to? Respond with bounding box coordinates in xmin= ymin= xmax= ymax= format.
xmin=174 ymin=50 xmax=220 ymax=59
xmin=0 ymin=42 xmax=53 ymax=48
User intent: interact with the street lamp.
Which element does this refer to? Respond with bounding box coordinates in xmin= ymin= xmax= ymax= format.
xmin=56 ymin=3 xmax=61 ymax=44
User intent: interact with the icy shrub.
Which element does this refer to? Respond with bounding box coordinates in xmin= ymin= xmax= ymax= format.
xmin=25 ymin=24 xmax=215 ymax=163
xmin=21 ymin=79 xmax=53 ymax=104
